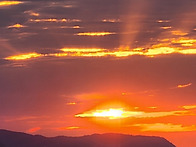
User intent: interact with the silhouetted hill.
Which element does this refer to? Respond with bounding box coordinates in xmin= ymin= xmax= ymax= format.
xmin=0 ymin=129 xmax=176 ymax=147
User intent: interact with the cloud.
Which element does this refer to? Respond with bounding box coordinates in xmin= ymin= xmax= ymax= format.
xmin=0 ymin=1 xmax=23 ymax=7
xmin=133 ymin=123 xmax=196 ymax=132
xmin=29 ymin=18 xmax=81 ymax=23
xmin=177 ymin=83 xmax=192 ymax=88
xmin=24 ymin=10 xmax=40 ymax=16
xmin=102 ymin=19 xmax=121 ymax=23
xmin=3 ymin=45 xmax=196 ymax=61
xmin=145 ymin=46 xmax=176 ymax=56
xmin=57 ymin=126 xmax=80 ymax=130
xmin=182 ymin=105 xmax=196 ymax=110
xmin=7 ymin=23 xmax=26 ymax=28
xmin=160 ymin=26 xmax=172 ymax=30
xmin=60 ymin=48 xmax=105 ymax=53
xmin=148 ymin=107 xmax=157 ymax=109
xmin=60 ymin=25 xmax=80 ymax=29
xmin=179 ymin=49 xmax=196 ymax=54
xmin=66 ymin=102 xmax=77 ymax=105
xmin=172 ymin=38 xmax=196 ymax=47
xmin=171 ymin=30 xmax=188 ymax=36
xmin=27 ymin=127 xmax=41 ymax=133
xmin=76 ymin=32 xmax=116 ymax=36
xmin=1 ymin=0 xmax=195 ymax=59
xmin=5 ymin=53 xmax=43 ymax=60
xmin=75 ymin=108 xmax=188 ymax=119
xmin=5 ymin=116 xmax=39 ymax=122
xmin=157 ymin=20 xmax=170 ymax=23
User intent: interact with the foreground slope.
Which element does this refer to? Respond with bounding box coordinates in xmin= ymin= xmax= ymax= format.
xmin=0 ymin=129 xmax=175 ymax=147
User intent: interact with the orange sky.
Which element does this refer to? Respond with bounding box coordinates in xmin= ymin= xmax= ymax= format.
xmin=0 ymin=0 xmax=196 ymax=147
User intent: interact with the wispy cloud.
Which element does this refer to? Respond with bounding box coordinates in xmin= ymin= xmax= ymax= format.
xmin=60 ymin=48 xmax=105 ymax=53
xmin=177 ymin=83 xmax=192 ymax=88
xmin=5 ymin=53 xmax=43 ymax=60
xmin=182 ymin=105 xmax=196 ymax=110
xmin=4 ymin=45 xmax=196 ymax=61
xmin=102 ymin=19 xmax=121 ymax=23
xmin=60 ymin=25 xmax=80 ymax=29
xmin=160 ymin=26 xmax=172 ymax=30
xmin=27 ymin=127 xmax=41 ymax=133
xmin=7 ymin=24 xmax=26 ymax=29
xmin=24 ymin=11 xmax=40 ymax=17
xmin=57 ymin=126 xmax=80 ymax=130
xmin=5 ymin=116 xmax=39 ymax=122
xmin=29 ymin=18 xmax=81 ymax=23
xmin=57 ymin=45 xmax=196 ymax=57
xmin=172 ymin=38 xmax=196 ymax=47
xmin=66 ymin=102 xmax=77 ymax=105
xmin=148 ymin=107 xmax=157 ymax=109
xmin=157 ymin=20 xmax=170 ymax=23
xmin=171 ymin=30 xmax=188 ymax=36
xmin=133 ymin=123 xmax=196 ymax=132
xmin=75 ymin=108 xmax=188 ymax=120
xmin=0 ymin=1 xmax=23 ymax=7
xmin=76 ymin=32 xmax=116 ymax=36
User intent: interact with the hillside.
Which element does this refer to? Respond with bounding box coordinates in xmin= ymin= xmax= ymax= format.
xmin=0 ymin=129 xmax=176 ymax=147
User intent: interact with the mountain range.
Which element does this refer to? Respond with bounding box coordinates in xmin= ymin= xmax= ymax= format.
xmin=0 ymin=129 xmax=176 ymax=147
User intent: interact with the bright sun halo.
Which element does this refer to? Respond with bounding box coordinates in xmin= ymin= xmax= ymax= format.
xmin=93 ymin=109 xmax=124 ymax=119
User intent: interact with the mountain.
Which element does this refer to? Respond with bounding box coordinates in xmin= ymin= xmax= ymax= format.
xmin=0 ymin=129 xmax=175 ymax=147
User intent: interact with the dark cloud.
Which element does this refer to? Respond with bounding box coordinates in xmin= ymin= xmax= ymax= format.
xmin=0 ymin=0 xmax=195 ymax=57
xmin=0 ymin=59 xmax=10 ymax=66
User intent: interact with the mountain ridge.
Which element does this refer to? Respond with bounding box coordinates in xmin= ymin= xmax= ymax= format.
xmin=0 ymin=129 xmax=176 ymax=147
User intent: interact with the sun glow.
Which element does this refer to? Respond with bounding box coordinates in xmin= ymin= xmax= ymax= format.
xmin=93 ymin=109 xmax=124 ymax=119
xmin=75 ymin=108 xmax=144 ymax=120
xmin=75 ymin=107 xmax=189 ymax=120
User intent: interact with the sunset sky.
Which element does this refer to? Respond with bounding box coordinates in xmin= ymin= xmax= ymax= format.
xmin=0 ymin=0 xmax=196 ymax=147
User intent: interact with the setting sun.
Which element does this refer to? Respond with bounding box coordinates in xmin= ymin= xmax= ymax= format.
xmin=75 ymin=107 xmax=145 ymax=119
xmin=93 ymin=109 xmax=124 ymax=119
xmin=75 ymin=108 xmax=125 ymax=119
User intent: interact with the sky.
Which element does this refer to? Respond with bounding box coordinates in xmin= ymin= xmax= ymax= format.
xmin=0 ymin=0 xmax=196 ymax=146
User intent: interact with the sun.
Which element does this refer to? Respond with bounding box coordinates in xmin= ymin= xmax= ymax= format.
xmin=75 ymin=108 xmax=125 ymax=119
xmin=75 ymin=107 xmax=144 ymax=120
xmin=75 ymin=101 xmax=144 ymax=120
xmin=93 ymin=109 xmax=124 ymax=119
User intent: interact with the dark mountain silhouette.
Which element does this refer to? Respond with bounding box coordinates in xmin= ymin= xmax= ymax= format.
xmin=0 ymin=129 xmax=175 ymax=147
